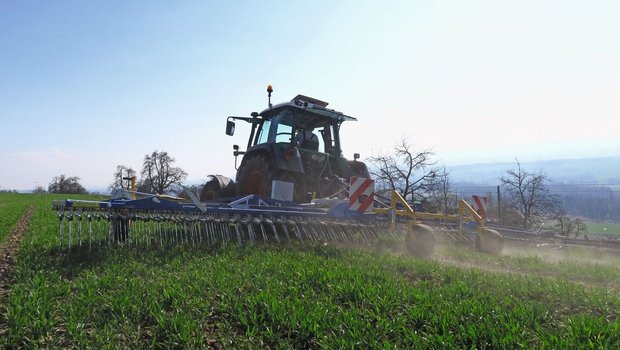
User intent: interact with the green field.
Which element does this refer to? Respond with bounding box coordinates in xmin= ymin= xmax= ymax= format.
xmin=585 ymin=221 xmax=620 ymax=236
xmin=0 ymin=193 xmax=34 ymax=242
xmin=1 ymin=194 xmax=620 ymax=348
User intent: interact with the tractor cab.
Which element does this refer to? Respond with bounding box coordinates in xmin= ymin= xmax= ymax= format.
xmin=254 ymin=95 xmax=354 ymax=154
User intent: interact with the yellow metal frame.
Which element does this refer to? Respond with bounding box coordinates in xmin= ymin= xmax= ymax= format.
xmin=373 ymin=191 xmax=485 ymax=232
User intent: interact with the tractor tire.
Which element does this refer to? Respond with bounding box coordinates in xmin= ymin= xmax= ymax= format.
xmin=236 ymin=154 xmax=273 ymax=198
xmin=405 ymin=224 xmax=436 ymax=258
xmin=475 ymin=228 xmax=504 ymax=255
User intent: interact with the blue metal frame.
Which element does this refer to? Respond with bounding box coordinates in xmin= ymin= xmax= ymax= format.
xmin=53 ymin=195 xmax=379 ymax=221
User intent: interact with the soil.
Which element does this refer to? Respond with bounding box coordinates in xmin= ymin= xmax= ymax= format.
xmin=0 ymin=205 xmax=34 ymax=337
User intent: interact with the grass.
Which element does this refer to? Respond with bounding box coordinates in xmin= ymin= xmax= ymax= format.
xmin=2 ymin=193 xmax=620 ymax=348
xmin=0 ymin=193 xmax=34 ymax=242
xmin=584 ymin=221 xmax=620 ymax=236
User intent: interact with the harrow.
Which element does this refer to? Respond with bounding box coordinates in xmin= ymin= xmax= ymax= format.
xmin=51 ymin=189 xmax=503 ymax=257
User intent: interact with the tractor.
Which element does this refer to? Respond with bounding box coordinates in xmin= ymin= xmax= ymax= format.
xmin=201 ymin=86 xmax=370 ymax=203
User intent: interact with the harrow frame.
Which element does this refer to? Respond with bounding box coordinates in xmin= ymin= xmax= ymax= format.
xmin=52 ymin=189 xmax=503 ymax=256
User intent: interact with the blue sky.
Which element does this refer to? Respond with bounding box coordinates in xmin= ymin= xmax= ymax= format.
xmin=1 ymin=0 xmax=619 ymax=191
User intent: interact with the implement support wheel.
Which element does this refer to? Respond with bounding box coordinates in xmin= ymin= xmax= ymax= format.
xmin=405 ymin=224 xmax=436 ymax=258
xmin=475 ymin=228 xmax=503 ymax=255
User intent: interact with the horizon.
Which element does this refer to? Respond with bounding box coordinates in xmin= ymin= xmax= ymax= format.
xmin=2 ymin=1 xmax=619 ymax=192
xmin=7 ymin=155 xmax=619 ymax=194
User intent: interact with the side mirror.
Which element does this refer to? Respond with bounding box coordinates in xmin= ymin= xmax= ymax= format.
xmin=353 ymin=153 xmax=360 ymax=161
xmin=226 ymin=120 xmax=235 ymax=136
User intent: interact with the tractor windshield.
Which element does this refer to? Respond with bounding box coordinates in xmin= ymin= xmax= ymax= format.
xmin=254 ymin=107 xmax=342 ymax=156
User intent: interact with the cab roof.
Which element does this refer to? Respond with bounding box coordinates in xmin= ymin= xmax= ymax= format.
xmin=259 ymin=95 xmax=357 ymax=122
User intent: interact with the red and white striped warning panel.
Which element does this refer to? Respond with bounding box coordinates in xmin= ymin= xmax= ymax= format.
xmin=348 ymin=177 xmax=375 ymax=212
xmin=471 ymin=195 xmax=489 ymax=218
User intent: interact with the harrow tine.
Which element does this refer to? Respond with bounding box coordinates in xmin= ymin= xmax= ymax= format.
xmin=210 ymin=218 xmax=219 ymax=245
xmin=276 ymin=218 xmax=291 ymax=242
xmin=173 ymin=216 xmax=179 ymax=245
xmin=209 ymin=218 xmax=216 ymax=244
xmin=219 ymin=217 xmax=227 ymax=244
xmin=318 ymin=220 xmax=335 ymax=242
xmin=106 ymin=213 xmax=112 ymax=244
xmin=138 ymin=213 xmax=144 ymax=245
xmin=76 ymin=209 xmax=83 ymax=247
xmin=240 ymin=217 xmax=251 ymax=243
xmin=251 ymin=217 xmax=264 ymax=243
xmin=302 ymin=219 xmax=318 ymax=241
xmin=145 ymin=215 xmax=151 ymax=246
xmin=219 ymin=218 xmax=227 ymax=244
xmin=212 ymin=218 xmax=221 ymax=243
xmin=67 ymin=210 xmax=74 ymax=250
xmin=227 ymin=217 xmax=240 ymax=245
xmin=87 ymin=211 xmax=92 ymax=251
xmin=338 ymin=222 xmax=354 ymax=242
xmin=287 ymin=219 xmax=302 ymax=241
xmin=191 ymin=218 xmax=197 ymax=246
xmin=203 ymin=218 xmax=212 ymax=245
xmin=57 ymin=210 xmax=64 ymax=248
xmin=264 ymin=217 xmax=280 ymax=244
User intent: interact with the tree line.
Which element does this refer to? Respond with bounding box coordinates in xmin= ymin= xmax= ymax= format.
xmin=44 ymin=150 xmax=187 ymax=196
xmin=108 ymin=150 xmax=187 ymax=195
xmin=40 ymin=138 xmax=612 ymax=238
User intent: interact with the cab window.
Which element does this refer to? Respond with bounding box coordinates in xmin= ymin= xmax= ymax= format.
xmin=274 ymin=123 xmax=293 ymax=143
xmin=256 ymin=119 xmax=271 ymax=145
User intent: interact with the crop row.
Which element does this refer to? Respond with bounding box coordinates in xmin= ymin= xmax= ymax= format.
xmin=0 ymin=193 xmax=36 ymax=242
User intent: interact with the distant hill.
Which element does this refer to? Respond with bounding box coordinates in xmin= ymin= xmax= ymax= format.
xmin=446 ymin=157 xmax=620 ymax=186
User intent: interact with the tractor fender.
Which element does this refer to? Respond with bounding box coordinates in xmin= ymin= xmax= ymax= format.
xmin=242 ymin=143 xmax=304 ymax=174
xmin=346 ymin=160 xmax=371 ymax=179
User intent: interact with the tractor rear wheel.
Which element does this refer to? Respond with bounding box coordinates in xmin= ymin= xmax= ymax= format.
xmin=405 ymin=224 xmax=436 ymax=258
xmin=236 ymin=154 xmax=273 ymax=197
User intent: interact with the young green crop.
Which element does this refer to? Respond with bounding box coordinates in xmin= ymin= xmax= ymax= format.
xmin=585 ymin=221 xmax=620 ymax=235
xmin=1 ymin=194 xmax=620 ymax=348
xmin=0 ymin=193 xmax=35 ymax=242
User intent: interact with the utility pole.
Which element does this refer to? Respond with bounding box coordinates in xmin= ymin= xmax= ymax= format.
xmin=497 ymin=185 xmax=501 ymax=223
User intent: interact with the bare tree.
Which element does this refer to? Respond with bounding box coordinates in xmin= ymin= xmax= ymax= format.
xmin=500 ymin=160 xmax=559 ymax=228
xmin=108 ymin=165 xmax=136 ymax=193
xmin=33 ymin=185 xmax=47 ymax=194
xmin=368 ymin=137 xmax=438 ymax=202
xmin=552 ymin=206 xmax=588 ymax=238
xmin=426 ymin=167 xmax=456 ymax=214
xmin=48 ymin=174 xmax=87 ymax=194
xmin=139 ymin=151 xmax=187 ymax=194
